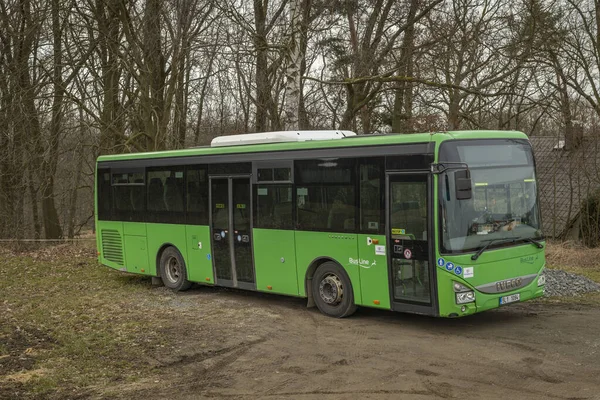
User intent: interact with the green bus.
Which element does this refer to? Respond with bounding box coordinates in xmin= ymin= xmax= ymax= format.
xmin=95 ymin=130 xmax=545 ymax=318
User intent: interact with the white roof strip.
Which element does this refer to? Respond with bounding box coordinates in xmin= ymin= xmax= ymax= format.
xmin=210 ymin=130 xmax=357 ymax=147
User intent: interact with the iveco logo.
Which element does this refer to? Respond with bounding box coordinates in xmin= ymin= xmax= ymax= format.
xmin=496 ymin=278 xmax=523 ymax=292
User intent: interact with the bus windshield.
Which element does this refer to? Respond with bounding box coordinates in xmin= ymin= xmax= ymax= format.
xmin=439 ymin=139 xmax=542 ymax=253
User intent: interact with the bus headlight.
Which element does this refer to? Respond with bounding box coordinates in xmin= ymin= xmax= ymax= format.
xmin=456 ymin=291 xmax=475 ymax=304
xmin=453 ymin=281 xmax=475 ymax=304
xmin=453 ymin=281 xmax=470 ymax=292
xmin=537 ymin=274 xmax=546 ymax=286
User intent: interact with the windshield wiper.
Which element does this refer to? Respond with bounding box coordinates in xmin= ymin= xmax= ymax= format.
xmin=522 ymin=237 xmax=544 ymax=248
xmin=471 ymin=237 xmax=521 ymax=261
xmin=471 ymin=236 xmax=543 ymax=261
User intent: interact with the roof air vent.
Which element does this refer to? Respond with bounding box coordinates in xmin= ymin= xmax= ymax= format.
xmin=210 ymin=130 xmax=357 ymax=147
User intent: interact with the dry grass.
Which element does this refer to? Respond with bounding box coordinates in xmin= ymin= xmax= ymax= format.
xmin=545 ymin=240 xmax=600 ymax=270
xmin=0 ymin=241 xmax=208 ymax=399
xmin=543 ymin=240 xmax=600 ymax=306
xmin=545 ymin=240 xmax=600 ymax=281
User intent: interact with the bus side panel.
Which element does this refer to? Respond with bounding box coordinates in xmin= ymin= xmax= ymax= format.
xmin=146 ymin=223 xmax=188 ymax=276
xmin=96 ymin=220 xmax=125 ymax=271
xmin=357 ymin=234 xmax=390 ymax=309
xmin=122 ymin=222 xmax=149 ymax=274
xmin=253 ymin=229 xmax=298 ymax=295
xmin=294 ymin=231 xmax=361 ymax=304
xmin=185 ymin=225 xmax=214 ymax=284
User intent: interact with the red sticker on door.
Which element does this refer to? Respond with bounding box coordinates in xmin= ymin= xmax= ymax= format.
xmin=404 ymin=249 xmax=412 ymax=259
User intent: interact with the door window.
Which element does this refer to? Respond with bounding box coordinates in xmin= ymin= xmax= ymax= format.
xmin=389 ymin=176 xmax=431 ymax=304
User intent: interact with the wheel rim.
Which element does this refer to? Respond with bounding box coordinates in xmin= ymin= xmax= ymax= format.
xmin=319 ymin=273 xmax=343 ymax=305
xmin=164 ymin=256 xmax=181 ymax=284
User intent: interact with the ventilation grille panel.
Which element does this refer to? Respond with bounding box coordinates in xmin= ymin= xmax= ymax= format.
xmin=101 ymin=229 xmax=124 ymax=266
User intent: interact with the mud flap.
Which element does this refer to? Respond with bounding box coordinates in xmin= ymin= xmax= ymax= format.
xmin=306 ymin=277 xmax=316 ymax=308
xmin=151 ymin=276 xmax=163 ymax=287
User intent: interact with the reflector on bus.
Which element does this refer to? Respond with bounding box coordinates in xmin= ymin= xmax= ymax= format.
xmin=210 ymin=130 xmax=357 ymax=147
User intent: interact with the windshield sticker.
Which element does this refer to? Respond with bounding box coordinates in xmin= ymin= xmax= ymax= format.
xmin=454 ymin=266 xmax=463 ymax=275
xmin=375 ymin=245 xmax=386 ymax=256
xmin=446 ymin=262 xmax=454 ymax=271
xmin=391 ymin=228 xmax=406 ymax=235
xmin=437 ymin=258 xmax=445 ymax=267
xmin=464 ymin=267 xmax=474 ymax=278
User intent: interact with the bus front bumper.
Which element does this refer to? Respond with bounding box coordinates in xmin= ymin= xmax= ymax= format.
xmin=444 ymin=276 xmax=545 ymax=317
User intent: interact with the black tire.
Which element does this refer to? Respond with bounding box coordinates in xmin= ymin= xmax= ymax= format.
xmin=311 ymin=261 xmax=357 ymax=318
xmin=159 ymin=247 xmax=192 ymax=291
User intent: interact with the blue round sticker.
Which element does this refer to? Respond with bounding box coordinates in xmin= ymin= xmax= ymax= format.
xmin=455 ymin=266 xmax=463 ymax=275
xmin=206 ymin=254 xmax=211 ymax=261
xmin=446 ymin=262 xmax=454 ymax=271
xmin=437 ymin=258 xmax=445 ymax=267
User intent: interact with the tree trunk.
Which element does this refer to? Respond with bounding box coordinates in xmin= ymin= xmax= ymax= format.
xmin=39 ymin=0 xmax=65 ymax=239
xmin=392 ymin=0 xmax=418 ymax=133
xmin=284 ymin=0 xmax=302 ymax=130
xmin=254 ymin=0 xmax=269 ymax=132
xmin=97 ymin=0 xmax=123 ymax=154
xmin=142 ymin=0 xmax=165 ymax=150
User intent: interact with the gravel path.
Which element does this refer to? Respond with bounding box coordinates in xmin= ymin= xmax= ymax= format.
xmin=544 ymin=268 xmax=600 ymax=297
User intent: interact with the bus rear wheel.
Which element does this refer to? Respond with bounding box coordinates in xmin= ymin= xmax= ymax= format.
xmin=312 ymin=262 xmax=357 ymax=318
xmin=159 ymin=247 xmax=192 ymax=291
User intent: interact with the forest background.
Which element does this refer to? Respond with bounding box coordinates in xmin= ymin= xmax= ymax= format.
xmin=1 ymin=0 xmax=598 ymax=240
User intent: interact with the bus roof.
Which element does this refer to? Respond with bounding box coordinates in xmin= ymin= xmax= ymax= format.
xmin=97 ymin=130 xmax=528 ymax=163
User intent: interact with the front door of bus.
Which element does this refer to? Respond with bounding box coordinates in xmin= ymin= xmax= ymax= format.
xmin=210 ymin=176 xmax=255 ymax=290
xmin=387 ymin=173 xmax=436 ymax=314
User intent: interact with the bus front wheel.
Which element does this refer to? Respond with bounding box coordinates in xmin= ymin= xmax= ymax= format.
xmin=159 ymin=247 xmax=192 ymax=292
xmin=312 ymin=262 xmax=357 ymax=318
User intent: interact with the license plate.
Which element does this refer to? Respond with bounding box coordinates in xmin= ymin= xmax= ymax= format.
xmin=500 ymin=293 xmax=520 ymax=305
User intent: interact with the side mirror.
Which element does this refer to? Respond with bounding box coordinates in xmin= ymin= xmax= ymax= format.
xmin=454 ymin=169 xmax=472 ymax=200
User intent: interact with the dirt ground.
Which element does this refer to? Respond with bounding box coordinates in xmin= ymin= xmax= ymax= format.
xmin=1 ymin=241 xmax=600 ymax=399
xmin=104 ymin=289 xmax=600 ymax=400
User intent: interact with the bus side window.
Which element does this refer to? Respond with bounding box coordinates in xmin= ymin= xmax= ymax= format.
xmin=111 ymin=171 xmax=145 ymax=221
xmin=255 ymin=184 xmax=293 ymax=230
xmin=295 ymin=159 xmax=356 ymax=232
xmin=97 ymin=169 xmax=112 ymax=220
xmin=186 ymin=166 xmax=208 ymax=225
xmin=359 ymin=158 xmax=384 ymax=234
xmin=147 ymin=168 xmax=184 ymax=223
